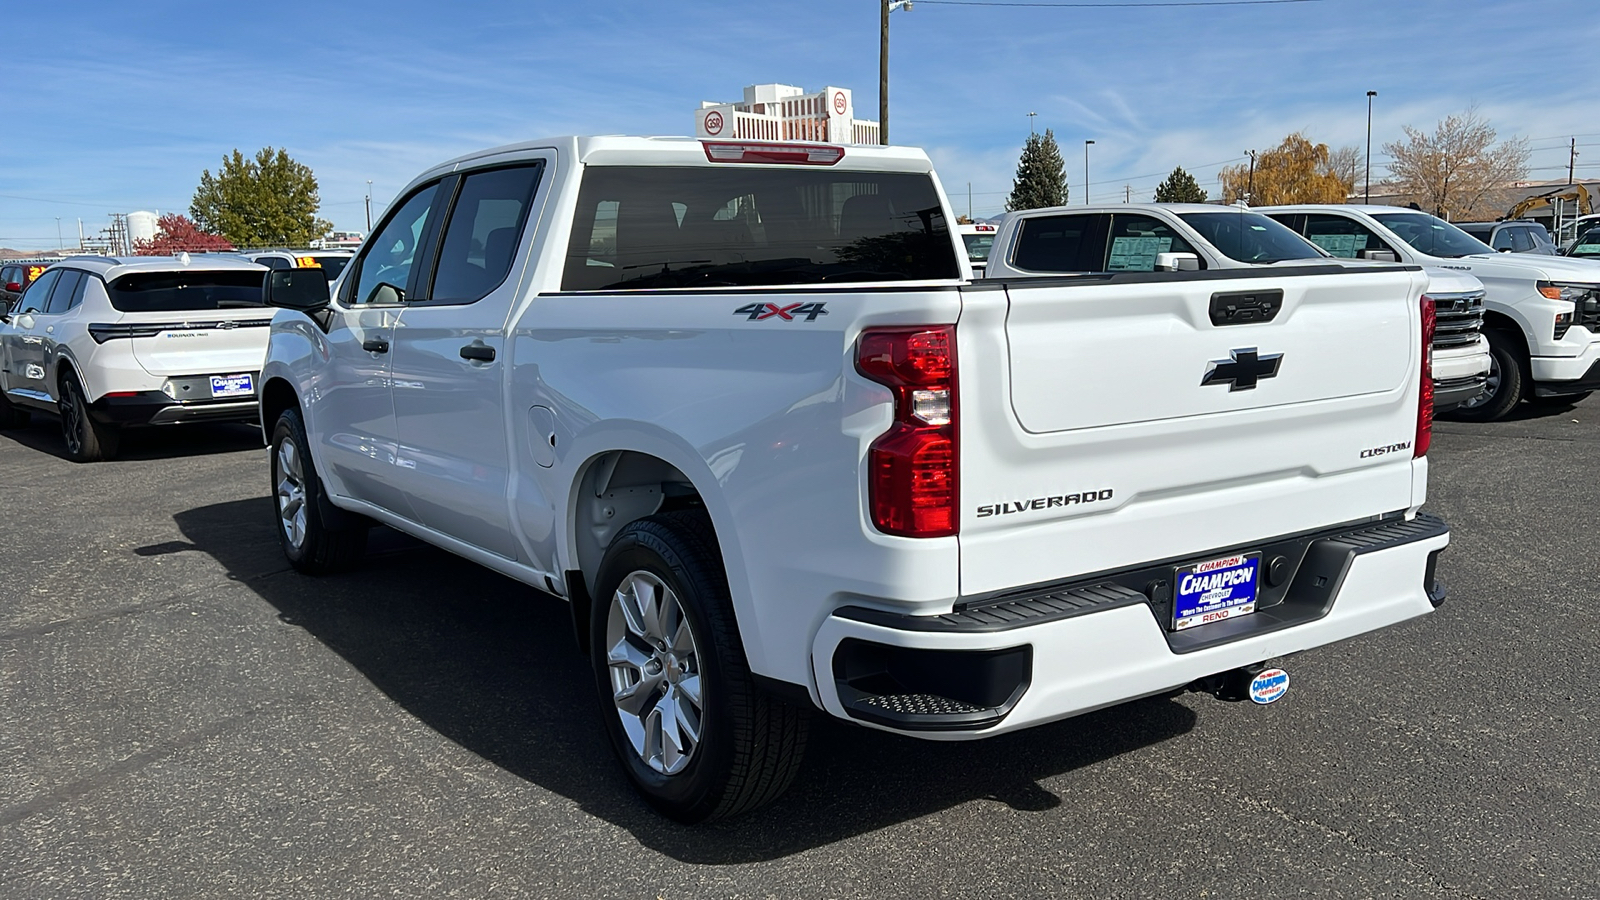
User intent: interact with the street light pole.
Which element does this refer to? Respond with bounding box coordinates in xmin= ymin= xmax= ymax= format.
xmin=55 ymin=217 xmax=62 ymax=250
xmin=1084 ymin=140 xmax=1095 ymax=205
xmin=1365 ymin=90 xmax=1377 ymax=204
xmin=1027 ymin=111 xmax=1037 ymax=134
xmin=1245 ymin=150 xmax=1257 ymax=206
xmin=365 ymin=180 xmax=373 ymax=231
xmin=879 ymin=0 xmax=911 ymax=146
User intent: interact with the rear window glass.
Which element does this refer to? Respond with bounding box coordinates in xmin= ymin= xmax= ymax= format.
xmin=962 ymin=233 xmax=994 ymax=262
xmin=107 ymin=270 xmax=265 ymax=312
xmin=561 ymin=166 xmax=959 ymax=290
xmin=299 ymin=254 xmax=351 ymax=281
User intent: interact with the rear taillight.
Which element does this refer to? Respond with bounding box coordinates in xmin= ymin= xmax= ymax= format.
xmin=856 ymin=326 xmax=958 ymax=537
xmin=1416 ymin=296 xmax=1435 ymax=458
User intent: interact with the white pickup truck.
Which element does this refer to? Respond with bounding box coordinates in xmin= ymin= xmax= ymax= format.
xmin=1262 ymin=206 xmax=1600 ymax=420
xmin=983 ymin=203 xmax=1491 ymax=412
xmin=257 ymin=136 xmax=1450 ymax=822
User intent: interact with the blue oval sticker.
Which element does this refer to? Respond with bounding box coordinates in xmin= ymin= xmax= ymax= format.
xmin=1249 ymin=667 xmax=1289 ymax=705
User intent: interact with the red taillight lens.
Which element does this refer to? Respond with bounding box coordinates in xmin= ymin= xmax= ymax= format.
xmin=702 ymin=142 xmax=845 ymax=165
xmin=856 ymin=326 xmax=958 ymax=538
xmin=1416 ymin=296 xmax=1435 ymax=458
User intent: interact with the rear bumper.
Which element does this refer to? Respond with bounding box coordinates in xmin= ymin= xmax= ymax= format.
xmin=812 ymin=513 xmax=1448 ymax=738
xmin=89 ymin=391 xmax=260 ymax=426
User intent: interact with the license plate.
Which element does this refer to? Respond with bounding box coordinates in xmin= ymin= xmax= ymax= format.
xmin=1172 ymin=552 xmax=1261 ymax=631
xmin=209 ymin=373 xmax=254 ymax=399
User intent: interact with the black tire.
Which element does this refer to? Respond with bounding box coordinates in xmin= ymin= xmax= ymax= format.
xmin=1447 ymin=329 xmax=1525 ymax=423
xmin=0 ymin=390 xmax=28 ymax=429
xmin=1528 ymin=390 xmax=1592 ymax=407
xmin=269 ymin=406 xmax=367 ymax=574
xmin=58 ymin=369 xmax=119 ymax=461
xmin=590 ymin=510 xmax=808 ymax=823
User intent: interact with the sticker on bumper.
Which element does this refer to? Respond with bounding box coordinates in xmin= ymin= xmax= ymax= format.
xmin=1249 ymin=667 xmax=1289 ymax=704
xmin=210 ymin=373 xmax=254 ymax=399
xmin=1173 ymin=552 xmax=1261 ymax=631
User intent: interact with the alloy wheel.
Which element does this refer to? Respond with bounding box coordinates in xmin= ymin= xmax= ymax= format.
xmin=275 ymin=438 xmax=308 ymax=550
xmin=59 ymin=379 xmax=83 ymax=455
xmin=605 ymin=570 xmax=704 ymax=775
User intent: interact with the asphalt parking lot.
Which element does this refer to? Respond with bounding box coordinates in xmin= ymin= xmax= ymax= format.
xmin=2 ymin=402 xmax=1597 ymax=899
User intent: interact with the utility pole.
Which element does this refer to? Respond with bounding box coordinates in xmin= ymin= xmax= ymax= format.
xmin=967 ymin=182 xmax=973 ymax=221
xmin=1365 ymin=90 xmax=1377 ymax=203
xmin=1084 ymin=139 xmax=1094 ymax=205
xmin=1027 ymin=111 xmax=1037 ymax=134
xmin=1246 ymin=150 xmax=1257 ymax=206
xmin=365 ymin=180 xmax=373 ymax=231
xmin=1571 ymin=137 xmax=1579 ymax=185
xmin=55 ymin=217 xmax=62 ymax=250
xmin=1125 ymin=185 xmax=1131 ymax=203
xmin=878 ymin=0 xmax=912 ymax=145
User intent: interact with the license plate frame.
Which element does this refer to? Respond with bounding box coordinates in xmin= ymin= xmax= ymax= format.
xmin=1172 ymin=551 xmax=1262 ymax=632
xmin=209 ymin=373 xmax=254 ymax=399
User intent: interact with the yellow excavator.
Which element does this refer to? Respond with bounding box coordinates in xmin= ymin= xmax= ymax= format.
xmin=1504 ymin=183 xmax=1591 ymax=221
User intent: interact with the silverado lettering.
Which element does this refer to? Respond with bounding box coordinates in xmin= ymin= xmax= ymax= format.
xmin=976 ymin=489 xmax=1114 ymax=518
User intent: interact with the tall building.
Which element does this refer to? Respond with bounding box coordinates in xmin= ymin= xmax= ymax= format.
xmin=695 ymin=84 xmax=881 ymax=145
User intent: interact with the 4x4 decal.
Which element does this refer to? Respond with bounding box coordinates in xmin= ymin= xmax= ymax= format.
xmin=734 ymin=302 xmax=829 ymax=322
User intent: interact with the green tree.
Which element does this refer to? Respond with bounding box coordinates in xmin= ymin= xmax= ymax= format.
xmin=1006 ymin=129 xmax=1068 ymax=211
xmin=190 ymin=147 xmax=332 ymax=247
xmin=1153 ymin=166 xmax=1207 ymax=203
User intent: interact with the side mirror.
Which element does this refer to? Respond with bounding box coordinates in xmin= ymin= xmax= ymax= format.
xmin=1358 ymin=249 xmax=1399 ymax=262
xmin=4 ymin=282 xmax=20 ymax=292
xmin=263 ymin=268 xmax=331 ymax=312
xmin=1154 ymin=252 xmax=1201 ymax=272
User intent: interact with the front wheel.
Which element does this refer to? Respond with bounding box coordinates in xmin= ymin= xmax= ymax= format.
xmin=270 ymin=407 xmax=367 ymax=574
xmin=1447 ymin=329 xmax=1525 ymax=423
xmin=58 ymin=370 xmax=119 ymax=461
xmin=591 ymin=510 xmax=808 ymax=823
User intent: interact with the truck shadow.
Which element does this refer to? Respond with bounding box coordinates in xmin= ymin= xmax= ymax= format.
xmin=0 ymin=416 xmax=262 ymax=461
xmin=172 ymin=497 xmax=1197 ymax=863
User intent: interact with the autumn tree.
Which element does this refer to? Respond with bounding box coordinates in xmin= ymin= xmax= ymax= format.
xmin=1153 ymin=166 xmax=1207 ymax=203
xmin=1007 ymin=129 xmax=1068 ymax=211
xmin=1218 ymin=133 xmax=1357 ymax=206
xmin=133 ymin=214 xmax=235 ymax=255
xmin=191 ymin=147 xmax=332 ymax=247
xmin=1382 ymin=108 xmax=1530 ymax=220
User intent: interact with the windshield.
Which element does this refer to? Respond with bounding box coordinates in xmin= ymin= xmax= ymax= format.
xmin=107 ymin=270 xmax=265 ymax=312
xmin=1370 ymin=212 xmax=1494 ymax=258
xmin=962 ymin=233 xmax=995 ymax=262
xmin=1569 ymin=227 xmax=1600 ymax=258
xmin=561 ymin=167 xmax=959 ymax=290
xmin=1177 ymin=211 xmax=1324 ymax=264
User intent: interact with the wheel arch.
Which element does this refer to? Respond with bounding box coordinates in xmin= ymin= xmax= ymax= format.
xmin=259 ymin=376 xmax=300 ymax=445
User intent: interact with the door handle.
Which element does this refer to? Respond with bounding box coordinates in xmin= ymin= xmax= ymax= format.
xmin=362 ymin=338 xmax=390 ymax=353
xmin=459 ymin=344 xmax=495 ymax=362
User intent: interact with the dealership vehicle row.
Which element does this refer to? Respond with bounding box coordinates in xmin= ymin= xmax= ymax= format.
xmin=5 ymin=136 xmax=1600 ymax=825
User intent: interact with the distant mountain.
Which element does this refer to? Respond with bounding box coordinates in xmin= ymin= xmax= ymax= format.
xmin=0 ymin=248 xmax=64 ymax=260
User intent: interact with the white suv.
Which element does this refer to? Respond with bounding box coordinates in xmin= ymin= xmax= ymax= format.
xmin=0 ymin=255 xmax=272 ymax=461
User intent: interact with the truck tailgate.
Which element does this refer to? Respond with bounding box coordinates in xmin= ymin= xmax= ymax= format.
xmin=957 ymin=267 xmax=1429 ymax=598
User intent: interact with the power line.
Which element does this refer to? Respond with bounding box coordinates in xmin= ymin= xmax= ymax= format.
xmin=913 ymin=0 xmax=1325 ymax=7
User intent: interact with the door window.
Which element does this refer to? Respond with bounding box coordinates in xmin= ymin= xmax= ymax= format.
xmin=16 ymin=269 xmax=59 ymax=313
xmin=428 ymin=163 xmax=544 ymax=304
xmin=1490 ymin=228 xmax=1516 ymax=251
xmin=1301 ymin=214 xmax=1394 ymax=258
xmin=44 ymin=271 xmax=83 ymax=314
xmin=1507 ymin=227 xmax=1536 ymax=253
xmin=1104 ymin=214 xmax=1198 ymax=271
xmin=1013 ymin=214 xmax=1105 ymax=272
xmin=349 ymin=183 xmax=440 ymax=305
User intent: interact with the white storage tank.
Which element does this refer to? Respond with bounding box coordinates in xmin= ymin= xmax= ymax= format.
xmin=127 ymin=210 xmax=159 ymax=245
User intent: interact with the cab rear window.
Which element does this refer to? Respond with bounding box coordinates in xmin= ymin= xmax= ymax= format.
xmin=561 ymin=166 xmax=959 ymax=291
xmin=107 ymin=271 xmax=265 ymax=312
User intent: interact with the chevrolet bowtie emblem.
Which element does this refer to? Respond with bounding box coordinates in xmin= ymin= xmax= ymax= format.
xmin=1201 ymin=347 xmax=1282 ymax=391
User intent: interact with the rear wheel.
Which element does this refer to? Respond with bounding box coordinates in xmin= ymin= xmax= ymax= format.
xmin=270 ymin=407 xmax=367 ymax=574
xmin=1447 ymin=329 xmax=1524 ymax=423
xmin=591 ymin=510 xmax=808 ymax=823
xmin=58 ymin=370 xmax=119 ymax=461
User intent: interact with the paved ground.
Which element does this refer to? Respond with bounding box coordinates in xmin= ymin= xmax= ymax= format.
xmin=2 ymin=400 xmax=1597 ymax=899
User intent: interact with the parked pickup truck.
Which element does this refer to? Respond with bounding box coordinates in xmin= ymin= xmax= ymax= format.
xmin=258 ymin=137 xmax=1451 ymax=822
xmin=1263 ymin=206 xmax=1600 ymax=420
xmin=983 ymin=203 xmax=1490 ymax=412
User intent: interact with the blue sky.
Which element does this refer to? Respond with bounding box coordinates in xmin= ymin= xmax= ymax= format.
xmin=1 ymin=0 xmax=1595 ymax=249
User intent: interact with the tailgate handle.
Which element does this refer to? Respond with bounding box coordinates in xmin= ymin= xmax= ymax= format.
xmin=1209 ymin=289 xmax=1283 ymax=326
